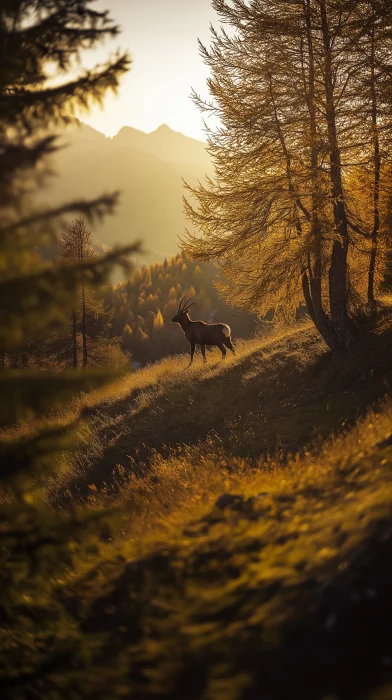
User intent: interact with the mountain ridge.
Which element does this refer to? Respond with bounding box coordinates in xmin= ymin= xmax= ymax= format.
xmin=114 ymin=122 xmax=207 ymax=144
xmin=47 ymin=119 xmax=213 ymax=262
xmin=111 ymin=122 xmax=210 ymax=169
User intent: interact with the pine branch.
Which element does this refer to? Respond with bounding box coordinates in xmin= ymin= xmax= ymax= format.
xmin=0 ymin=193 xmax=121 ymax=237
xmin=0 ymin=136 xmax=58 ymax=183
xmin=0 ymin=55 xmax=131 ymax=129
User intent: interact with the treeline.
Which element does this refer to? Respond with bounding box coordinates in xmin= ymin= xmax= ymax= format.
xmin=105 ymin=252 xmax=256 ymax=363
xmin=1 ymin=223 xmax=256 ymax=370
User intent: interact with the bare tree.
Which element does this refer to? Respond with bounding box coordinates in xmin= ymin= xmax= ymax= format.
xmin=60 ymin=218 xmax=96 ymax=368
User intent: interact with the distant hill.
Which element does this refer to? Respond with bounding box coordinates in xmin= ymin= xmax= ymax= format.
xmin=45 ymin=120 xmax=214 ymax=263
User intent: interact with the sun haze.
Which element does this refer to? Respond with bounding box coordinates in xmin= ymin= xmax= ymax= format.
xmin=79 ymin=0 xmax=217 ymax=140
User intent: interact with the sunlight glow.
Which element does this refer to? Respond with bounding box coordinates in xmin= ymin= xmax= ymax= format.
xmin=78 ymin=0 xmax=217 ymax=140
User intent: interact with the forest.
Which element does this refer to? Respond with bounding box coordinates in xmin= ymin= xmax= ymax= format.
xmin=2 ymin=1 xmax=392 ymax=699
xmin=108 ymin=251 xmax=256 ymax=363
xmin=2 ymin=230 xmax=256 ymax=369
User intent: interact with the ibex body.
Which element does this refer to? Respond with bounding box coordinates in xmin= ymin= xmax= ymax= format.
xmin=172 ymin=296 xmax=235 ymax=366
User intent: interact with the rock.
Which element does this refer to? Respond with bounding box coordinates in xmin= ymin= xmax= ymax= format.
xmin=215 ymin=493 xmax=244 ymax=510
xmin=376 ymin=434 xmax=392 ymax=448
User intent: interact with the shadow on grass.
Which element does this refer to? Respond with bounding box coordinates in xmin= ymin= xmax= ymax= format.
xmin=62 ymin=447 xmax=392 ymax=700
xmin=62 ymin=323 xmax=392 ymax=501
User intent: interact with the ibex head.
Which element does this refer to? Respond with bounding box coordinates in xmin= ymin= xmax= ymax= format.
xmin=172 ymin=296 xmax=196 ymax=324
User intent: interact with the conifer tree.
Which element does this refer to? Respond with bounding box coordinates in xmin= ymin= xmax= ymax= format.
xmin=183 ymin=0 xmax=392 ymax=350
xmin=0 ymin=2 xmax=139 ymax=691
xmin=346 ymin=0 xmax=392 ymax=305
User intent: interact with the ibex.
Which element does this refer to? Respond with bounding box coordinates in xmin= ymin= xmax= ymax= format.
xmin=172 ymin=296 xmax=235 ymax=366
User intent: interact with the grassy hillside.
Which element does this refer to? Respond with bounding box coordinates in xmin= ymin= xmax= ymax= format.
xmin=4 ymin=315 xmax=392 ymax=699
xmin=49 ymin=313 xmax=392 ymax=503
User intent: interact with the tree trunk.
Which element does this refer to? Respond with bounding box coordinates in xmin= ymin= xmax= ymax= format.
xmin=299 ymin=1 xmax=338 ymax=352
xmin=82 ymin=281 xmax=87 ymax=368
xmin=302 ymin=268 xmax=316 ymax=325
xmin=267 ymin=69 xmax=310 ymax=225
xmin=319 ymin=0 xmax=354 ymax=347
xmin=368 ymin=5 xmax=380 ymax=306
xmin=329 ymin=238 xmax=351 ymax=345
xmin=72 ymin=310 xmax=78 ymax=369
xmin=302 ymin=261 xmax=338 ymax=351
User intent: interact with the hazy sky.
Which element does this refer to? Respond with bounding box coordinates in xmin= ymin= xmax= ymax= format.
xmin=80 ymin=0 xmax=218 ymax=141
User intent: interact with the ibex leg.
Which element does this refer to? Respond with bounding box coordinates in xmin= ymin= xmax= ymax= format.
xmin=224 ymin=338 xmax=235 ymax=354
xmin=186 ymin=341 xmax=196 ymax=367
xmin=217 ymin=343 xmax=227 ymax=359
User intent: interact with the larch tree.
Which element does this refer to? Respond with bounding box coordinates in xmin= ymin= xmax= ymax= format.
xmin=346 ymin=0 xmax=392 ymax=305
xmin=183 ymin=0 xmax=392 ymax=350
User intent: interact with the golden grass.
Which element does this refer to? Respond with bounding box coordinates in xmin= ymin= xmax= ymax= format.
xmin=41 ymin=314 xmax=392 ymax=514
xmin=69 ymin=392 xmax=392 ymax=558
xmin=44 ymin=322 xmax=322 ymax=498
xmin=49 ymin=391 xmax=392 ymax=700
xmin=4 ymin=317 xmax=392 ymax=698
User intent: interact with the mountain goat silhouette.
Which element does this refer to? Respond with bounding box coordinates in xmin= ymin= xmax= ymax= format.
xmin=172 ymin=296 xmax=235 ymax=367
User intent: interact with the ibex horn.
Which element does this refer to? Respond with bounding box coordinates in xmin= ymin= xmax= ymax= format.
xmin=180 ymin=295 xmax=190 ymax=308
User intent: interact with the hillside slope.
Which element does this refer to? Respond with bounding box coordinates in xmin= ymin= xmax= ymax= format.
xmin=5 ymin=318 xmax=392 ymax=699
xmin=52 ymin=316 xmax=392 ymax=502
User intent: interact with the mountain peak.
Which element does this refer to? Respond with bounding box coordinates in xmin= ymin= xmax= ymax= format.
xmin=116 ymin=125 xmax=146 ymax=138
xmin=111 ymin=122 xmax=209 ymax=167
xmin=151 ymin=124 xmax=176 ymax=136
